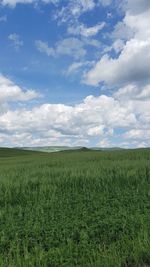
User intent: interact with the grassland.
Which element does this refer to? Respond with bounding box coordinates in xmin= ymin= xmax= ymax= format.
xmin=0 ymin=148 xmax=150 ymax=267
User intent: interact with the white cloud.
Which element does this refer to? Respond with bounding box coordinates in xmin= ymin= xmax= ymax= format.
xmin=0 ymin=93 xmax=139 ymax=147
xmin=84 ymin=37 xmax=150 ymax=86
xmin=112 ymin=21 xmax=134 ymax=40
xmin=98 ymin=137 xmax=111 ymax=148
xmin=84 ymin=7 xmax=150 ymax=87
xmin=87 ymin=125 xmax=105 ymax=136
xmin=1 ymin=0 xmax=35 ymax=7
xmin=0 ymin=74 xmax=39 ymax=106
xmin=0 ymin=0 xmax=58 ymax=7
xmin=36 ymin=37 xmax=101 ymax=59
xmin=112 ymin=39 xmax=125 ymax=53
xmin=35 ymin=40 xmax=55 ymax=56
xmin=66 ymin=61 xmax=95 ymax=75
xmin=8 ymin=33 xmax=23 ymax=50
xmin=36 ymin=38 xmax=86 ymax=59
xmin=123 ymin=129 xmax=150 ymax=141
xmin=68 ymin=22 xmax=105 ymax=37
xmin=0 ymin=0 xmax=95 ymax=11
xmin=56 ymin=38 xmax=86 ymax=59
xmin=67 ymin=62 xmax=87 ymax=75
xmin=114 ymin=84 xmax=150 ymax=101
xmin=99 ymin=0 xmax=112 ymax=6
xmin=54 ymin=0 xmax=96 ymax=24
xmin=125 ymin=0 xmax=150 ymax=15
xmin=104 ymin=39 xmax=125 ymax=54
xmin=0 ymin=79 xmax=149 ymax=147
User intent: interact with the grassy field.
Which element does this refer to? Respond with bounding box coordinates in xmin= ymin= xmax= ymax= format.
xmin=0 ymin=148 xmax=150 ymax=267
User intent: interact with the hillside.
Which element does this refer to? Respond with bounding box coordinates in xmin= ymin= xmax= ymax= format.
xmin=0 ymin=147 xmax=44 ymax=157
xmin=17 ymin=146 xmax=125 ymax=153
xmin=18 ymin=146 xmax=81 ymax=153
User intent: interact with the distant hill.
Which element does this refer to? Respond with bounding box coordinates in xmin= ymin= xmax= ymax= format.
xmin=91 ymin=147 xmax=124 ymax=151
xmin=17 ymin=146 xmax=125 ymax=153
xmin=18 ymin=146 xmax=83 ymax=153
xmin=61 ymin=147 xmax=92 ymax=153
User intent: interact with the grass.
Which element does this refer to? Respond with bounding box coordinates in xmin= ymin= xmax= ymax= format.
xmin=0 ymin=148 xmax=150 ymax=267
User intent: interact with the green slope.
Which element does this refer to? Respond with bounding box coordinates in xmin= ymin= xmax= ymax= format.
xmin=0 ymin=147 xmax=45 ymax=157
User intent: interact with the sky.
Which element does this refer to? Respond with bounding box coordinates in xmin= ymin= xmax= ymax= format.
xmin=0 ymin=0 xmax=150 ymax=148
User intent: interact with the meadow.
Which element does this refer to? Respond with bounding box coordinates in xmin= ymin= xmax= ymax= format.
xmin=0 ymin=148 xmax=150 ymax=267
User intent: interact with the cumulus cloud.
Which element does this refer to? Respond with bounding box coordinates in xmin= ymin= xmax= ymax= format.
xmin=114 ymin=84 xmax=150 ymax=101
xmin=123 ymin=129 xmax=150 ymax=141
xmin=84 ymin=38 xmax=150 ymax=86
xmin=0 ymin=77 xmax=149 ymax=147
xmin=0 ymin=74 xmax=39 ymax=105
xmin=84 ymin=3 xmax=150 ymax=87
xmin=0 ymin=92 xmax=143 ymax=147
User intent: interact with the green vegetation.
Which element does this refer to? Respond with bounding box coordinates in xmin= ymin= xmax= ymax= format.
xmin=0 ymin=148 xmax=150 ymax=267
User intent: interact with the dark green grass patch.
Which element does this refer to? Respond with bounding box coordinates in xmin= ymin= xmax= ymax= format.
xmin=0 ymin=148 xmax=150 ymax=266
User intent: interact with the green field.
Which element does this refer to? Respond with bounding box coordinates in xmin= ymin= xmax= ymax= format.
xmin=0 ymin=148 xmax=150 ymax=267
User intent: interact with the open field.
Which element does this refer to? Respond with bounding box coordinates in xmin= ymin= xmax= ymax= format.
xmin=0 ymin=148 xmax=150 ymax=267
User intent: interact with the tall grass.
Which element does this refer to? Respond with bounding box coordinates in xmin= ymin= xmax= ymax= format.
xmin=0 ymin=148 xmax=150 ymax=267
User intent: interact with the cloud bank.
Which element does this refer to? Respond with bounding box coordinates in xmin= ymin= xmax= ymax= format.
xmin=0 ymin=74 xmax=149 ymax=148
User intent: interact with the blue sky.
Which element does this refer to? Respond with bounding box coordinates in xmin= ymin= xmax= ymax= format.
xmin=0 ymin=0 xmax=150 ymax=148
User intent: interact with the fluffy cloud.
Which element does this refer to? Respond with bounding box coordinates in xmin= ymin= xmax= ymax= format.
xmin=0 ymin=90 xmax=143 ymax=147
xmin=84 ymin=34 xmax=150 ymax=86
xmin=0 ymin=76 xmax=149 ymax=147
xmin=123 ymin=129 xmax=150 ymax=141
xmin=87 ymin=41 xmax=150 ymax=85
xmin=0 ymin=74 xmax=39 ymax=105
xmin=114 ymin=84 xmax=150 ymax=101
xmin=84 ymin=4 xmax=150 ymax=87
